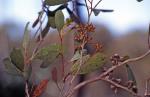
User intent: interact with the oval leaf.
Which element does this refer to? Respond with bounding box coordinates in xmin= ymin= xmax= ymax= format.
xmin=35 ymin=44 xmax=62 ymax=68
xmin=10 ymin=48 xmax=24 ymax=71
xmin=48 ymin=16 xmax=56 ymax=29
xmin=71 ymin=53 xmax=106 ymax=74
xmin=44 ymin=0 xmax=68 ymax=6
xmin=3 ymin=58 xmax=22 ymax=76
xmin=55 ymin=10 xmax=64 ymax=31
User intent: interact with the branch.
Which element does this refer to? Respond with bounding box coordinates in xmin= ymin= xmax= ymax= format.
xmin=66 ymin=49 xmax=150 ymax=97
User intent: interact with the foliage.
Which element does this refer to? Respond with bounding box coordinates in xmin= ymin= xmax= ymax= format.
xmin=2 ymin=0 xmax=149 ymax=97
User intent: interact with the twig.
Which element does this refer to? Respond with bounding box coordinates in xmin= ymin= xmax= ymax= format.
xmin=84 ymin=0 xmax=90 ymax=23
xmin=102 ymin=78 xmax=141 ymax=97
xmin=25 ymin=82 xmax=30 ymax=97
xmin=144 ymin=78 xmax=150 ymax=96
xmin=66 ymin=49 xmax=150 ymax=97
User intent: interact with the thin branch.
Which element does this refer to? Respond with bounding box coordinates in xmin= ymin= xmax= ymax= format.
xmin=66 ymin=49 xmax=150 ymax=97
xmin=25 ymin=82 xmax=30 ymax=97
xmin=144 ymin=78 xmax=150 ymax=96
xmin=84 ymin=0 xmax=90 ymax=23
xmin=102 ymin=78 xmax=140 ymax=97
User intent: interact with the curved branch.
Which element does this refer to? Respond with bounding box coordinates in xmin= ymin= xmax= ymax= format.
xmin=66 ymin=49 xmax=150 ymax=97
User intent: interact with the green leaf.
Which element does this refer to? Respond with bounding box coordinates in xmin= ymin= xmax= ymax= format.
xmin=55 ymin=10 xmax=64 ymax=31
xmin=48 ymin=16 xmax=56 ymax=29
xmin=70 ymin=51 xmax=81 ymax=62
xmin=10 ymin=48 xmax=24 ymax=72
xmin=126 ymin=64 xmax=137 ymax=86
xmin=23 ymin=64 xmax=32 ymax=80
xmin=44 ymin=0 xmax=68 ymax=6
xmin=22 ymin=22 xmax=30 ymax=49
xmin=71 ymin=53 xmax=106 ymax=74
xmin=3 ymin=58 xmax=22 ymax=76
xmin=35 ymin=44 xmax=62 ymax=68
xmin=70 ymin=49 xmax=88 ymax=62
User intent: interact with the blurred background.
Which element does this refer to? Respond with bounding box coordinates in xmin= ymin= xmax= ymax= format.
xmin=0 ymin=0 xmax=150 ymax=97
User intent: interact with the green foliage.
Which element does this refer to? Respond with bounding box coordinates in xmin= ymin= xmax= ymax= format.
xmin=44 ymin=0 xmax=68 ymax=6
xmin=48 ymin=16 xmax=56 ymax=29
xmin=55 ymin=10 xmax=65 ymax=31
xmin=10 ymin=48 xmax=24 ymax=72
xmin=35 ymin=44 xmax=62 ymax=68
xmin=3 ymin=58 xmax=22 ymax=76
xmin=71 ymin=53 xmax=106 ymax=74
xmin=22 ymin=22 xmax=30 ymax=49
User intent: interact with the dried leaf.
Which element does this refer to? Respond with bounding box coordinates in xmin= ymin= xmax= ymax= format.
xmin=55 ymin=10 xmax=64 ymax=31
xmin=32 ymin=17 xmax=39 ymax=28
xmin=32 ymin=79 xmax=49 ymax=97
xmin=37 ymin=22 xmax=50 ymax=42
xmin=51 ymin=67 xmax=57 ymax=82
xmin=44 ymin=0 xmax=68 ymax=6
xmin=3 ymin=58 xmax=22 ymax=76
xmin=92 ymin=9 xmax=113 ymax=16
xmin=10 ymin=48 xmax=24 ymax=72
xmin=22 ymin=22 xmax=30 ymax=49
xmin=71 ymin=53 xmax=106 ymax=74
xmin=32 ymin=11 xmax=44 ymax=28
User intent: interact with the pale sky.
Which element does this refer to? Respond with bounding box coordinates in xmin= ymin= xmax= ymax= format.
xmin=0 ymin=0 xmax=150 ymax=36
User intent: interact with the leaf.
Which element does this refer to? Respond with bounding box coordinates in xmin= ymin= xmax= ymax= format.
xmin=10 ymin=48 xmax=24 ymax=72
xmin=71 ymin=53 xmax=106 ymax=74
xmin=22 ymin=22 xmax=30 ymax=49
xmin=35 ymin=44 xmax=62 ymax=68
xmin=44 ymin=0 xmax=68 ymax=6
xmin=92 ymin=9 xmax=114 ymax=16
xmin=32 ymin=11 xmax=44 ymax=28
xmin=55 ymin=10 xmax=64 ymax=31
xmin=70 ymin=51 xmax=81 ymax=62
xmin=37 ymin=22 xmax=50 ymax=42
xmin=32 ymin=79 xmax=49 ymax=97
xmin=48 ymin=16 xmax=56 ymax=29
xmin=126 ymin=64 xmax=137 ymax=86
xmin=70 ymin=49 xmax=88 ymax=62
xmin=65 ymin=18 xmax=73 ymax=26
xmin=137 ymin=0 xmax=143 ymax=2
xmin=23 ymin=64 xmax=32 ymax=80
xmin=3 ymin=58 xmax=22 ymax=76
xmin=32 ymin=17 xmax=39 ymax=28
xmin=51 ymin=67 xmax=58 ymax=82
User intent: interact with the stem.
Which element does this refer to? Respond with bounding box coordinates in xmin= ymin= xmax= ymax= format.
xmin=66 ymin=49 xmax=150 ymax=97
